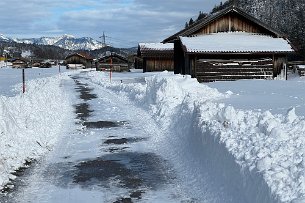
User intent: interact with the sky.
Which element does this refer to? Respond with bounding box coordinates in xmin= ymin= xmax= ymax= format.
xmin=0 ymin=0 xmax=223 ymax=47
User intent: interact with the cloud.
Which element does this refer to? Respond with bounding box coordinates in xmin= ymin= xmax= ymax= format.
xmin=0 ymin=0 xmax=224 ymax=47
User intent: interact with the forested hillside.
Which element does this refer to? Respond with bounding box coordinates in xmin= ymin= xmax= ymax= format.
xmin=0 ymin=41 xmax=136 ymax=60
xmin=236 ymin=0 xmax=305 ymax=57
xmin=187 ymin=0 xmax=305 ymax=58
xmin=0 ymin=41 xmax=70 ymax=60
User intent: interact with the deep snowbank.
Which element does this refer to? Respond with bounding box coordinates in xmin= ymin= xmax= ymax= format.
xmin=0 ymin=74 xmax=73 ymax=189
xmin=87 ymin=71 xmax=305 ymax=203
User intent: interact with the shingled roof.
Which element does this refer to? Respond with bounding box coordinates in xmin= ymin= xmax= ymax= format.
xmin=163 ymin=5 xmax=283 ymax=43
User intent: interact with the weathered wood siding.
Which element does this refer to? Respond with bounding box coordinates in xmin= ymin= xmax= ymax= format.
xmin=194 ymin=13 xmax=274 ymax=36
xmin=96 ymin=64 xmax=129 ymax=72
xmin=144 ymin=58 xmax=174 ymax=72
xmin=195 ymin=58 xmax=274 ymax=82
xmin=65 ymin=55 xmax=92 ymax=69
xmin=273 ymin=56 xmax=287 ymax=76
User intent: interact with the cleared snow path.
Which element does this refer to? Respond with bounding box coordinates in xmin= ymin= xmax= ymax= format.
xmin=2 ymin=69 xmax=297 ymax=202
xmin=0 ymin=71 xmax=191 ymax=203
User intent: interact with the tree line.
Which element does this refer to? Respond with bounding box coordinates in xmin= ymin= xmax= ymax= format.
xmin=0 ymin=41 xmax=137 ymax=60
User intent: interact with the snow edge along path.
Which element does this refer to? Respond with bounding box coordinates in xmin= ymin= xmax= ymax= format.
xmin=87 ymin=71 xmax=305 ymax=203
xmin=0 ymin=73 xmax=74 ymax=190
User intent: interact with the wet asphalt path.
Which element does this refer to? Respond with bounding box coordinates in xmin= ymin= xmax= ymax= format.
xmin=0 ymin=72 xmax=182 ymax=203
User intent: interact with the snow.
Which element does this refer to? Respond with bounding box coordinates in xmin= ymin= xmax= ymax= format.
xmin=139 ymin=43 xmax=173 ymax=51
xmin=298 ymin=65 xmax=305 ymax=69
xmin=1 ymin=67 xmax=305 ymax=202
xmin=0 ymin=72 xmax=74 ymax=190
xmin=85 ymin=71 xmax=305 ymax=202
xmin=7 ymin=34 xmax=104 ymax=50
xmin=0 ymin=66 xmax=67 ymax=97
xmin=21 ymin=50 xmax=33 ymax=58
xmin=180 ymin=32 xmax=295 ymax=53
xmin=66 ymin=64 xmax=85 ymax=69
xmin=0 ymin=34 xmax=11 ymax=42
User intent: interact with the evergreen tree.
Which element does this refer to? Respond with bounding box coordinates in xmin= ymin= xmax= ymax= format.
xmin=189 ymin=18 xmax=194 ymax=26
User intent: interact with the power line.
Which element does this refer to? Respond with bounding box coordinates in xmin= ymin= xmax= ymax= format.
xmin=99 ymin=31 xmax=107 ymax=47
xmin=106 ymin=37 xmax=139 ymax=47
xmin=99 ymin=32 xmax=139 ymax=47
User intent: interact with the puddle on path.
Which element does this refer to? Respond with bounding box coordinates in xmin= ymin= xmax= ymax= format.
xmin=45 ymin=152 xmax=174 ymax=202
xmin=75 ymin=103 xmax=93 ymax=121
xmin=77 ymin=152 xmax=174 ymax=190
xmin=73 ymin=76 xmax=97 ymax=102
xmin=104 ymin=137 xmax=148 ymax=145
xmin=107 ymin=147 xmax=130 ymax=153
xmin=75 ymin=85 xmax=97 ymax=101
xmin=83 ymin=121 xmax=129 ymax=129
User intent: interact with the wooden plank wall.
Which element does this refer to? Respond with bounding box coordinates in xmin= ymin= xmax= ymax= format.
xmin=195 ymin=14 xmax=267 ymax=35
xmin=145 ymin=58 xmax=174 ymax=72
xmin=66 ymin=56 xmax=92 ymax=68
xmin=196 ymin=58 xmax=274 ymax=82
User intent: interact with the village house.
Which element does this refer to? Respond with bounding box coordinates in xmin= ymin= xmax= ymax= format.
xmin=137 ymin=43 xmax=174 ymax=72
xmin=163 ymin=5 xmax=295 ymax=82
xmin=97 ymin=52 xmax=130 ymax=72
xmin=11 ymin=58 xmax=29 ymax=68
xmin=65 ymin=52 xmax=94 ymax=69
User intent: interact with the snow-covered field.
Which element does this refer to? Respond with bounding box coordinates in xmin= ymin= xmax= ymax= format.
xmin=0 ymin=65 xmax=65 ymax=97
xmin=1 ymin=66 xmax=305 ymax=202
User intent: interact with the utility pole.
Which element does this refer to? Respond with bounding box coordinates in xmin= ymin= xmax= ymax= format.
xmin=100 ymin=32 xmax=106 ymax=47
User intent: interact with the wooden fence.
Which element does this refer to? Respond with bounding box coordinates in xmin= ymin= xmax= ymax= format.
xmin=196 ymin=58 xmax=274 ymax=82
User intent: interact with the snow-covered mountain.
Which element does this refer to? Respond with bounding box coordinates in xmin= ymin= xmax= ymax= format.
xmin=0 ymin=34 xmax=14 ymax=43
xmin=1 ymin=34 xmax=105 ymax=50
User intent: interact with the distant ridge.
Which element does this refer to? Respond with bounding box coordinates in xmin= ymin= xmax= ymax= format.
xmin=0 ymin=34 xmax=106 ymax=51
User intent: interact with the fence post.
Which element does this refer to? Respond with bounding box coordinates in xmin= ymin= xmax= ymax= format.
xmin=22 ymin=69 xmax=25 ymax=93
xmin=110 ymin=56 xmax=112 ymax=82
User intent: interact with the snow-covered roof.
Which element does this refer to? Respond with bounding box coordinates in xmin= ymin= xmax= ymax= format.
xmin=139 ymin=43 xmax=173 ymax=51
xmin=298 ymin=65 xmax=305 ymax=69
xmin=180 ymin=32 xmax=295 ymax=53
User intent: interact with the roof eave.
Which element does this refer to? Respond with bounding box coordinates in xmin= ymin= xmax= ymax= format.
xmin=163 ymin=6 xmax=284 ymax=43
xmin=186 ymin=51 xmax=295 ymax=55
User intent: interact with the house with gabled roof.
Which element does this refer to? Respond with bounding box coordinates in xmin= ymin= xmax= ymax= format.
xmin=137 ymin=43 xmax=174 ymax=72
xmin=65 ymin=52 xmax=94 ymax=69
xmin=11 ymin=58 xmax=29 ymax=68
xmin=97 ymin=52 xmax=130 ymax=72
xmin=163 ymin=5 xmax=295 ymax=82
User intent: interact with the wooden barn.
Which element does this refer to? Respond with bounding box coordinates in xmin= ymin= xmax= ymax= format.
xmin=65 ymin=53 xmax=94 ymax=69
xmin=137 ymin=43 xmax=174 ymax=72
xmin=11 ymin=58 xmax=29 ymax=68
xmin=163 ymin=6 xmax=295 ymax=82
xmin=97 ymin=53 xmax=130 ymax=72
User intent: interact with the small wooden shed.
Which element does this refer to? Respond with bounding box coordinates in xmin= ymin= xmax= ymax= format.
xmin=137 ymin=43 xmax=174 ymax=72
xmin=65 ymin=53 xmax=94 ymax=69
xmin=97 ymin=53 xmax=130 ymax=72
xmin=163 ymin=5 xmax=295 ymax=82
xmin=11 ymin=58 xmax=29 ymax=68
